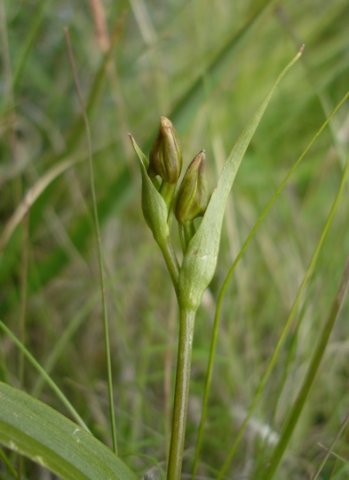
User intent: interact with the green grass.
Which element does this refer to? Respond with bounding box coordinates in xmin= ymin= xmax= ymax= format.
xmin=1 ymin=0 xmax=349 ymax=478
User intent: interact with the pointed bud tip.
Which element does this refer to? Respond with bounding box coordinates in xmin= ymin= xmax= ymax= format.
xmin=149 ymin=116 xmax=183 ymax=184
xmin=190 ymin=150 xmax=206 ymax=170
xmin=160 ymin=116 xmax=173 ymax=129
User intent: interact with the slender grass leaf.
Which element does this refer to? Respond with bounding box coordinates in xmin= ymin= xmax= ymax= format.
xmin=65 ymin=28 xmax=118 ymax=453
xmin=170 ymin=0 xmax=278 ymax=131
xmin=0 ymin=321 xmax=89 ymax=432
xmin=0 ymin=158 xmax=80 ymax=252
xmin=264 ymin=254 xmax=349 ymax=479
xmin=32 ymin=295 xmax=98 ymax=397
xmin=312 ymin=412 xmax=349 ymax=480
xmin=12 ymin=0 xmax=51 ymax=89
xmin=0 ymin=446 xmax=18 ymax=479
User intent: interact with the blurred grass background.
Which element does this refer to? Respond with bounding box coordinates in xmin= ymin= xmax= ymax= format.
xmin=1 ymin=0 xmax=349 ymax=478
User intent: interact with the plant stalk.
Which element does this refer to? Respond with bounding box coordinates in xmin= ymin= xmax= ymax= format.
xmin=167 ymin=307 xmax=196 ymax=480
xmin=160 ymin=239 xmax=180 ymax=293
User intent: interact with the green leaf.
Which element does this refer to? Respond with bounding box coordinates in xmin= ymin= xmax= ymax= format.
xmin=178 ymin=48 xmax=303 ymax=311
xmin=0 ymin=382 xmax=137 ymax=480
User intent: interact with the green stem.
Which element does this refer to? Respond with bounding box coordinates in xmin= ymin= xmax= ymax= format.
xmin=178 ymin=224 xmax=186 ymax=253
xmin=167 ymin=307 xmax=196 ymax=480
xmin=160 ymin=182 xmax=176 ymax=209
xmin=65 ymin=30 xmax=118 ymax=453
xmin=183 ymin=223 xmax=192 ymax=247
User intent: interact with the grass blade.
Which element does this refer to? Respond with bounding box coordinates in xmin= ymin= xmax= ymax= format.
xmin=32 ymin=295 xmax=98 ymax=397
xmin=264 ymin=254 xmax=349 ymax=479
xmin=0 ymin=321 xmax=89 ymax=432
xmin=0 ymin=446 xmax=18 ymax=479
xmin=0 ymin=158 xmax=79 ymax=252
xmin=311 ymin=412 xmax=349 ymax=480
xmin=218 ymin=149 xmax=349 ymax=479
xmin=12 ymin=0 xmax=51 ymax=89
xmin=170 ymin=0 xmax=278 ymax=130
xmin=65 ymin=29 xmax=118 ymax=454
xmin=0 ymin=382 xmax=136 ymax=480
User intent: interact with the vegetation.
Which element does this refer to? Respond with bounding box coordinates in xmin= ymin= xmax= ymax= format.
xmin=1 ymin=1 xmax=349 ymax=479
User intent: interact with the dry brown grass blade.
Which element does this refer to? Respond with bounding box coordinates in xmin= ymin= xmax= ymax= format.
xmin=0 ymin=158 xmax=79 ymax=252
xmin=89 ymin=0 xmax=110 ymax=52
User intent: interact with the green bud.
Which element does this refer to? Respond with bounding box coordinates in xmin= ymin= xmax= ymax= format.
xmin=129 ymin=134 xmax=169 ymax=247
xmin=175 ymin=150 xmax=208 ymax=224
xmin=149 ymin=116 xmax=183 ymax=184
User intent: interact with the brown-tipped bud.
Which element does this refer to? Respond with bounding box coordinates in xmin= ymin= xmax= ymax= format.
xmin=175 ymin=150 xmax=208 ymax=224
xmin=149 ymin=116 xmax=183 ymax=184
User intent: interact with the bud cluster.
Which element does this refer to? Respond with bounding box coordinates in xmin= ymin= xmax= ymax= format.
xmin=131 ymin=115 xmax=213 ymax=310
xmin=148 ymin=116 xmax=209 ymax=229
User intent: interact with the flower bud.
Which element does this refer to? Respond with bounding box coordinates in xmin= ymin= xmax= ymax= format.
xmin=175 ymin=150 xmax=208 ymax=224
xmin=129 ymin=134 xmax=170 ymax=246
xmin=149 ymin=116 xmax=183 ymax=184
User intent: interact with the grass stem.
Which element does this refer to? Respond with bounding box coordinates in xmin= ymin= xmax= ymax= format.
xmin=65 ymin=29 xmax=118 ymax=454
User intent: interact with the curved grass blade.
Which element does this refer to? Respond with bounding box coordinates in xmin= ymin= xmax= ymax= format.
xmin=0 ymin=446 xmax=18 ymax=479
xmin=192 ymin=89 xmax=349 ymax=477
xmin=0 ymin=321 xmax=89 ymax=432
xmin=0 ymin=158 xmax=80 ymax=252
xmin=0 ymin=382 xmax=137 ymax=480
xmin=0 ymin=152 xmax=131 ymax=315
xmin=65 ymin=29 xmax=117 ymax=453
xmin=264 ymin=255 xmax=349 ymax=480
xmin=170 ymin=0 xmax=278 ymax=130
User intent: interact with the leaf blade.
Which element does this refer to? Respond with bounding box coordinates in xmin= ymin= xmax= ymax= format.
xmin=0 ymin=382 xmax=137 ymax=480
